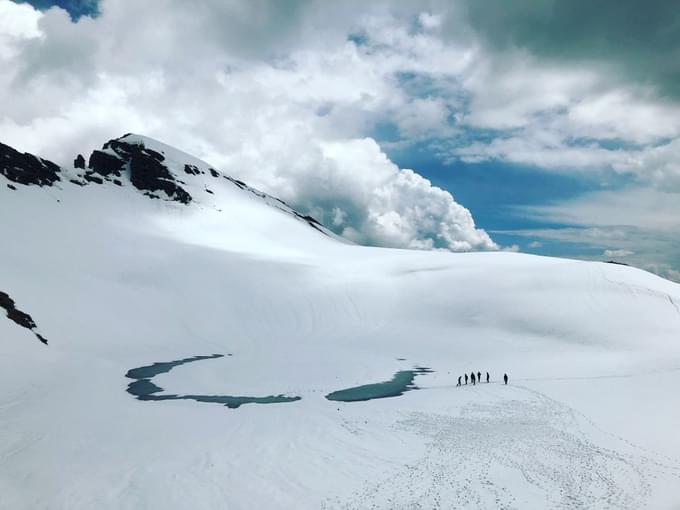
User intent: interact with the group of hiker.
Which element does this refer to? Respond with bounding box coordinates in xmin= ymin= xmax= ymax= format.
xmin=456 ymin=372 xmax=508 ymax=386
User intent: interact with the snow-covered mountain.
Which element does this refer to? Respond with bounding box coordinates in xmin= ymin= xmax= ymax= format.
xmin=2 ymin=134 xmax=680 ymax=509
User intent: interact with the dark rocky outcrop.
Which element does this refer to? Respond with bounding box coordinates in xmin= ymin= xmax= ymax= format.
xmin=0 ymin=142 xmax=61 ymax=187
xmin=0 ymin=291 xmax=48 ymax=345
xmin=87 ymin=150 xmax=124 ymax=177
xmin=83 ymin=174 xmax=104 ymax=184
xmin=74 ymin=154 xmax=86 ymax=169
xmin=84 ymin=137 xmax=193 ymax=204
xmin=184 ymin=164 xmax=200 ymax=176
xmin=1 ymin=136 xmax=330 ymax=235
xmin=128 ymin=149 xmax=192 ymax=204
xmin=299 ymin=214 xmax=324 ymax=229
xmin=74 ymin=136 xmax=195 ymax=204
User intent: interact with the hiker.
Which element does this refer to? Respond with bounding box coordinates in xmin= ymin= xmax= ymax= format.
xmin=471 ymin=372 xmax=476 ymax=385
xmin=465 ymin=373 xmax=468 ymax=385
xmin=457 ymin=376 xmax=462 ymax=387
xmin=503 ymin=373 xmax=508 ymax=385
xmin=486 ymin=372 xmax=490 ymax=383
xmin=477 ymin=371 xmax=481 ymax=382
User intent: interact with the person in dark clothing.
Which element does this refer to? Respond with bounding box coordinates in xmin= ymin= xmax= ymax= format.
xmin=477 ymin=371 xmax=481 ymax=382
xmin=486 ymin=372 xmax=490 ymax=383
xmin=503 ymin=373 xmax=508 ymax=385
xmin=464 ymin=373 xmax=468 ymax=385
xmin=471 ymin=372 xmax=476 ymax=385
xmin=457 ymin=376 xmax=462 ymax=387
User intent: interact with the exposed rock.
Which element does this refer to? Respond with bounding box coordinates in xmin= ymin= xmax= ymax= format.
xmin=605 ymin=260 xmax=630 ymax=267
xmin=88 ymin=150 xmax=124 ymax=177
xmin=0 ymin=141 xmax=61 ymax=187
xmin=221 ymin=173 xmax=329 ymax=236
xmin=102 ymin=139 xmax=134 ymax=159
xmin=0 ymin=291 xmax=48 ymax=345
xmin=184 ymin=164 xmax=200 ymax=176
xmin=1 ymin=136 xmax=332 ymax=238
xmin=142 ymin=147 xmax=165 ymax=162
xmin=83 ymin=174 xmax=104 ymax=184
xmin=74 ymin=154 xmax=86 ymax=169
xmin=295 ymin=213 xmax=326 ymax=234
xmin=224 ymin=175 xmax=247 ymax=189
xmin=86 ymin=137 xmax=193 ymax=204
xmin=128 ymin=149 xmax=192 ymax=204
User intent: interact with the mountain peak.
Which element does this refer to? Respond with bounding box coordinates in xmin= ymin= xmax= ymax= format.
xmin=1 ymin=134 xmax=334 ymax=238
xmin=82 ymin=133 xmax=192 ymax=203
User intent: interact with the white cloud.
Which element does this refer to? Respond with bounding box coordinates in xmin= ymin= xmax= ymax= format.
xmin=516 ymin=188 xmax=680 ymax=233
xmin=603 ymin=249 xmax=633 ymax=258
xmin=0 ymin=0 xmax=40 ymax=37
xmin=461 ymin=53 xmax=599 ymax=130
xmin=2 ymin=0 xmax=680 ymax=259
xmin=394 ymin=97 xmax=451 ymax=138
xmin=504 ymin=187 xmax=680 ymax=282
xmin=444 ymin=49 xmax=680 ymax=189
xmin=0 ymin=0 xmax=498 ymax=253
xmin=567 ymin=90 xmax=680 ymax=144
xmin=0 ymin=0 xmax=41 ymax=58
xmin=318 ymin=139 xmax=495 ymax=250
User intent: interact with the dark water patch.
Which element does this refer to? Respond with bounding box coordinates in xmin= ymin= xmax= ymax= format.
xmin=326 ymin=367 xmax=433 ymax=402
xmin=140 ymin=393 xmax=301 ymax=409
xmin=126 ymin=354 xmax=301 ymax=409
xmin=126 ymin=378 xmax=164 ymax=397
xmin=125 ymin=354 xmax=224 ymax=380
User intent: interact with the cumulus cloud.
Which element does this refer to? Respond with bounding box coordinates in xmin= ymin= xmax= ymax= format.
xmin=0 ymin=0 xmax=41 ymax=57
xmin=316 ymin=139 xmax=494 ymax=250
xmin=3 ymin=0 xmax=680 ymax=261
xmin=0 ymin=0 xmax=498 ymax=252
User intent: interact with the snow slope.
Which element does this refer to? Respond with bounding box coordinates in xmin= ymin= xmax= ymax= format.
xmin=2 ymin=135 xmax=680 ymax=509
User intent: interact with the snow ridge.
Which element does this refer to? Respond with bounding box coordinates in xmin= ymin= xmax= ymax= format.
xmin=2 ymin=133 xmax=336 ymax=239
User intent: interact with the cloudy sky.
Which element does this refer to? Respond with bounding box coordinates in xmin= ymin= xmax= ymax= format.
xmin=3 ymin=0 xmax=680 ymax=280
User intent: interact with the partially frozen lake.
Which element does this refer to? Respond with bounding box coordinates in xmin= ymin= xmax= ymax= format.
xmin=125 ymin=354 xmax=301 ymax=409
xmin=325 ymin=367 xmax=433 ymax=402
xmin=126 ymin=356 xmax=434 ymax=407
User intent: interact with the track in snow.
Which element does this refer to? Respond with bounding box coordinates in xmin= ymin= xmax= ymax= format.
xmin=323 ymin=386 xmax=680 ymax=509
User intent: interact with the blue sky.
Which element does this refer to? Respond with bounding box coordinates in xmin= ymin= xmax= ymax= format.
xmin=4 ymin=0 xmax=680 ymax=281
xmin=380 ymin=130 xmax=641 ymax=261
xmin=387 ymin=145 xmax=602 ymax=254
xmin=17 ymin=0 xmax=96 ymax=19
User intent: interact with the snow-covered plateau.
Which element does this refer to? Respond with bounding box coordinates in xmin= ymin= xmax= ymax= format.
xmin=2 ymin=134 xmax=680 ymax=509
